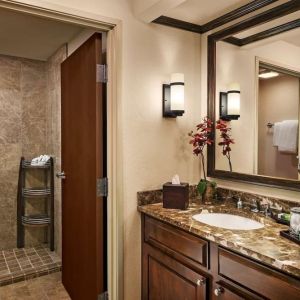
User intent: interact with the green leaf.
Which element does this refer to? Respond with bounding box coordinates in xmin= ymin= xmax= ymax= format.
xmin=197 ymin=180 xmax=207 ymax=195
xmin=210 ymin=181 xmax=217 ymax=188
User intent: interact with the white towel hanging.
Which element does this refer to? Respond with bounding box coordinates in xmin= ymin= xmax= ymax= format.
xmin=273 ymin=120 xmax=298 ymax=153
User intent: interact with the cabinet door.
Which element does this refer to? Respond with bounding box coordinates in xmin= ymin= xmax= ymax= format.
xmin=142 ymin=243 xmax=207 ymax=300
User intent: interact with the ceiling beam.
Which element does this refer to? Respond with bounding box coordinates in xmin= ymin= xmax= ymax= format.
xmin=152 ymin=0 xmax=279 ymax=34
xmin=211 ymin=0 xmax=300 ymax=41
xmin=223 ymin=36 xmax=243 ymax=46
xmin=133 ymin=0 xmax=187 ymax=23
xmin=152 ymin=16 xmax=202 ymax=33
xmin=225 ymin=18 xmax=300 ymax=47
xmin=201 ymin=0 xmax=278 ymax=33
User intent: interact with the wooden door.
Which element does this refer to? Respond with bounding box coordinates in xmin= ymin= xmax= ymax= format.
xmin=61 ymin=33 xmax=106 ymax=300
xmin=143 ymin=243 xmax=207 ymax=300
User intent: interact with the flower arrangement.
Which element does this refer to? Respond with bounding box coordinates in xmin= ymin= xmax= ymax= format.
xmin=216 ymin=119 xmax=234 ymax=172
xmin=188 ymin=117 xmax=216 ymax=197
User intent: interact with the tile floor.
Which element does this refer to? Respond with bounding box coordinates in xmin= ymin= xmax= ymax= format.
xmin=0 ymin=246 xmax=61 ymax=286
xmin=0 ymin=272 xmax=70 ymax=299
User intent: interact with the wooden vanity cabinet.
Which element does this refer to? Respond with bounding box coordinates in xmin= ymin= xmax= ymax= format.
xmin=143 ymin=243 xmax=208 ymax=300
xmin=141 ymin=214 xmax=300 ymax=300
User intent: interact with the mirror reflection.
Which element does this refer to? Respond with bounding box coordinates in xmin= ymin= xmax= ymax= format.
xmin=258 ymin=63 xmax=300 ymax=180
xmin=215 ymin=27 xmax=300 ymax=180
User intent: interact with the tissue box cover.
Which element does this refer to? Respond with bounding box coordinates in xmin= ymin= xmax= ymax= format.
xmin=163 ymin=182 xmax=189 ymax=210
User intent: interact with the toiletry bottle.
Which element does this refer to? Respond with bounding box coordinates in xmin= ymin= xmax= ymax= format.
xmin=237 ymin=198 xmax=242 ymax=209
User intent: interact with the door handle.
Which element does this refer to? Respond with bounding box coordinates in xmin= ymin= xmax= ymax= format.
xmin=56 ymin=171 xmax=66 ymax=179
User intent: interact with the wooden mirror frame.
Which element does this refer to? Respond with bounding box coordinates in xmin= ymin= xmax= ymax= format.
xmin=207 ymin=0 xmax=300 ymax=190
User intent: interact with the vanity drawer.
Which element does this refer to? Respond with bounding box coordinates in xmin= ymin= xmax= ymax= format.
xmin=218 ymin=248 xmax=300 ymax=300
xmin=144 ymin=216 xmax=208 ymax=267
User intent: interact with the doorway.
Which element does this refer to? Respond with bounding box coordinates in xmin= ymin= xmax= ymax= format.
xmin=61 ymin=33 xmax=107 ymax=299
xmin=0 ymin=3 xmax=120 ymax=299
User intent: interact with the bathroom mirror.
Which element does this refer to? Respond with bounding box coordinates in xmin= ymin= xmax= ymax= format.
xmin=207 ymin=2 xmax=300 ymax=190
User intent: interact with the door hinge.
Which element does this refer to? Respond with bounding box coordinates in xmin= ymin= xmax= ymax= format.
xmin=97 ymin=177 xmax=108 ymax=197
xmin=96 ymin=64 xmax=107 ymax=83
xmin=98 ymin=291 xmax=109 ymax=300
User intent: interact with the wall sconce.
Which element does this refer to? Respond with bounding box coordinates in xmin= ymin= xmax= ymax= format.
xmin=163 ymin=73 xmax=185 ymax=118
xmin=220 ymin=83 xmax=240 ymax=121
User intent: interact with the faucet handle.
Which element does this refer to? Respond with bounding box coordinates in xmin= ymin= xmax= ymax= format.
xmin=250 ymin=199 xmax=259 ymax=213
xmin=264 ymin=203 xmax=271 ymax=217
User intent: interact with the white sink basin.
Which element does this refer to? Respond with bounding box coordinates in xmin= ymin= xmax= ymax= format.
xmin=192 ymin=213 xmax=264 ymax=230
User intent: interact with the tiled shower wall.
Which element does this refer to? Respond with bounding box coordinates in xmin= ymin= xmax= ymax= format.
xmin=0 ymin=47 xmax=66 ymax=252
xmin=46 ymin=47 xmax=67 ymax=257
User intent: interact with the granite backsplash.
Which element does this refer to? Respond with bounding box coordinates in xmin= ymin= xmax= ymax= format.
xmin=137 ymin=185 xmax=300 ymax=212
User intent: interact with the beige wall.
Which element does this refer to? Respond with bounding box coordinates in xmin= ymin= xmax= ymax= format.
xmin=258 ymin=75 xmax=299 ymax=179
xmin=13 ymin=1 xmax=202 ymax=299
xmin=215 ymin=40 xmax=300 ymax=174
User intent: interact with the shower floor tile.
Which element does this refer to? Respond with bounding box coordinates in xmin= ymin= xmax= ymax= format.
xmin=0 ymin=246 xmax=61 ymax=287
xmin=0 ymin=272 xmax=70 ymax=299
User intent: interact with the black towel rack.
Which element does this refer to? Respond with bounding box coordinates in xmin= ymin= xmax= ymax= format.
xmin=17 ymin=156 xmax=55 ymax=251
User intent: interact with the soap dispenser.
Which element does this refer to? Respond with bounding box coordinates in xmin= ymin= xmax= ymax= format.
xmin=237 ymin=197 xmax=243 ymax=209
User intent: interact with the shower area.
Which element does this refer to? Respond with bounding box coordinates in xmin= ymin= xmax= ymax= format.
xmin=0 ymin=43 xmax=65 ymax=285
xmin=0 ymin=7 xmax=92 ymax=286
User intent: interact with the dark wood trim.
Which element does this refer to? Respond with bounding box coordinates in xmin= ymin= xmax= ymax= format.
xmin=211 ymin=0 xmax=300 ymax=41
xmin=201 ymin=0 xmax=278 ymax=33
xmin=152 ymin=16 xmax=202 ymax=33
xmin=225 ymin=19 xmax=300 ymax=46
xmin=152 ymin=0 xmax=278 ymax=34
xmin=242 ymin=18 xmax=299 ymax=46
xmin=207 ymin=1 xmax=300 ymax=191
xmin=207 ymin=35 xmax=216 ymax=175
xmin=209 ymin=170 xmax=300 ymax=191
xmin=223 ymin=36 xmax=243 ymax=46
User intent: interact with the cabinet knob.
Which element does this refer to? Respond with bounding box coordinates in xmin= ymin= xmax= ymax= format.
xmin=214 ymin=287 xmax=224 ymax=296
xmin=196 ymin=278 xmax=205 ymax=286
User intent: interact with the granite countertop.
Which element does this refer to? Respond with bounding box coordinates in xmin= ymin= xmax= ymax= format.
xmin=138 ymin=201 xmax=300 ymax=278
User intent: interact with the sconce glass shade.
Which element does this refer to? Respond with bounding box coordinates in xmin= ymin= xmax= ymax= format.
xmin=170 ymin=73 xmax=184 ymax=111
xmin=227 ymin=90 xmax=240 ymax=116
xmin=219 ymin=83 xmax=240 ymax=120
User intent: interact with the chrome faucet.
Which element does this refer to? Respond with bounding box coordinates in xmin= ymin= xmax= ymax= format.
xmin=250 ymin=199 xmax=259 ymax=213
xmin=262 ymin=204 xmax=271 ymax=217
xmin=252 ymin=200 xmax=271 ymax=217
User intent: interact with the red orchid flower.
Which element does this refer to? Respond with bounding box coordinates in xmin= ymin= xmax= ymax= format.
xmin=188 ymin=117 xmax=213 ymax=180
xmin=216 ymin=119 xmax=234 ymax=172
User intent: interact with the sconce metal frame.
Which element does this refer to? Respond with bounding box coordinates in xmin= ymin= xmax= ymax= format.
xmin=219 ymin=91 xmax=240 ymax=121
xmin=162 ymin=84 xmax=184 ymax=118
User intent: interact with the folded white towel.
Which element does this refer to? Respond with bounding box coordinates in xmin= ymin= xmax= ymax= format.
xmin=31 ymin=155 xmax=50 ymax=166
xmin=273 ymin=120 xmax=298 ymax=153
